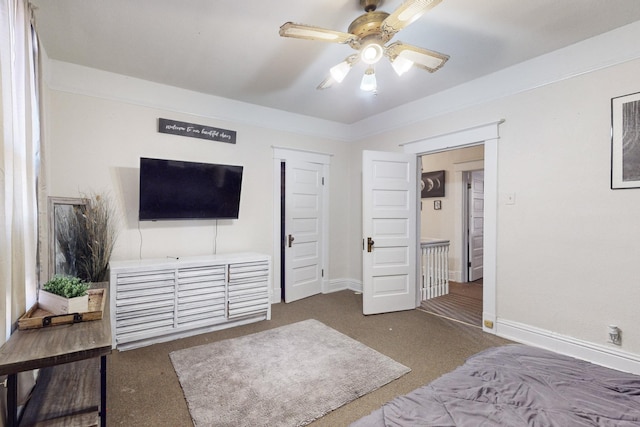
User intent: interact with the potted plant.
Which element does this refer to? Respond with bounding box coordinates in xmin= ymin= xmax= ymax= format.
xmin=39 ymin=275 xmax=90 ymax=315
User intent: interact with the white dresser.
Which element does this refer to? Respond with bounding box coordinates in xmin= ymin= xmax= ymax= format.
xmin=109 ymin=253 xmax=271 ymax=350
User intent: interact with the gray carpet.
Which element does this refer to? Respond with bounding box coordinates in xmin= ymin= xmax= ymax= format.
xmin=169 ymin=319 xmax=411 ymax=427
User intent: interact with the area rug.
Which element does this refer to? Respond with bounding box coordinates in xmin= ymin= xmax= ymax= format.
xmin=169 ymin=319 xmax=411 ymax=427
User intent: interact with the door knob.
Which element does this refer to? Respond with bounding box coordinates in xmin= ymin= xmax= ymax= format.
xmin=367 ymin=237 xmax=375 ymax=253
xmin=288 ymin=234 xmax=295 ymax=248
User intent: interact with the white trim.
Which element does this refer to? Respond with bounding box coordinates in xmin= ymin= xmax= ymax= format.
xmin=401 ymin=120 xmax=503 ymax=153
xmin=272 ymin=147 xmax=331 ymax=303
xmin=271 ymin=157 xmax=283 ymax=304
xmin=326 ymin=278 xmax=363 ymax=294
xmin=272 ymin=146 xmax=332 ymax=164
xmin=498 ymin=318 xmax=640 ymax=375
xmin=351 ymin=21 xmax=640 ymax=139
xmin=403 ymin=120 xmax=502 ymax=334
xmin=42 ymin=21 xmax=640 ymax=142
xmin=482 ymin=139 xmax=498 ymax=330
xmin=320 ymin=163 xmax=330 ymax=294
xmin=453 ymin=159 xmax=484 ymax=172
xmin=47 ymin=60 xmax=352 ymax=142
xmin=455 ymin=161 xmax=484 ymax=283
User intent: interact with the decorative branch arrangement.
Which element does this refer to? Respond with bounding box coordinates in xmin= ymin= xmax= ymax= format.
xmin=55 ymin=192 xmax=118 ymax=283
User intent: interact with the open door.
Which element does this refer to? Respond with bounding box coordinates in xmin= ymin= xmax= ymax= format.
xmin=284 ymin=159 xmax=324 ymax=302
xmin=362 ymin=150 xmax=418 ymax=315
xmin=469 ymin=170 xmax=484 ymax=281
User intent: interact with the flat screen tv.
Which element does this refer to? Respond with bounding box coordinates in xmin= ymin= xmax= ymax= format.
xmin=139 ymin=157 xmax=243 ymax=221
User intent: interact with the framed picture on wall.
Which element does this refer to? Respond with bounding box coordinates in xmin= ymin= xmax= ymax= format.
xmin=421 ymin=170 xmax=445 ymax=198
xmin=611 ymin=91 xmax=640 ymax=189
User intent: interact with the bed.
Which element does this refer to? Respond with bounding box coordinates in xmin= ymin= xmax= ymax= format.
xmin=351 ymin=344 xmax=640 ymax=426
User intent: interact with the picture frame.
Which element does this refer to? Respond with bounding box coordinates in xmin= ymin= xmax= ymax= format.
xmin=433 ymin=200 xmax=442 ymax=210
xmin=611 ymin=91 xmax=640 ymax=189
xmin=421 ymin=170 xmax=445 ymax=198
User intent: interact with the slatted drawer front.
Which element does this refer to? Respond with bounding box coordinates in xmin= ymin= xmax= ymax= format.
xmin=177 ymin=266 xmax=227 ymax=325
xmin=228 ymin=261 xmax=270 ymax=319
xmin=111 ymin=254 xmax=272 ymax=349
xmin=115 ymin=269 xmax=176 ymax=343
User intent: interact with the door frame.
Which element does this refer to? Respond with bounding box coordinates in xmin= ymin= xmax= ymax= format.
xmin=466 ymin=169 xmax=485 ymax=282
xmin=459 ymin=164 xmax=485 ymax=283
xmin=401 ymin=120 xmax=502 ymax=333
xmin=272 ymin=147 xmax=331 ymax=304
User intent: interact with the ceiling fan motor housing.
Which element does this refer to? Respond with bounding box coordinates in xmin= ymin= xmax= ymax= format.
xmin=360 ymin=0 xmax=382 ymax=12
xmin=348 ymin=11 xmax=390 ymax=39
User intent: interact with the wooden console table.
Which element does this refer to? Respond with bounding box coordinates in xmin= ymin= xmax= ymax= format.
xmin=0 ymin=290 xmax=111 ymax=426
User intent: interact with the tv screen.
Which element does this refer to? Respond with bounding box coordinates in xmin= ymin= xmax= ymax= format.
xmin=139 ymin=157 xmax=243 ymax=221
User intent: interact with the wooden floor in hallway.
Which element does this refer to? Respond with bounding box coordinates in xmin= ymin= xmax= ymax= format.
xmin=419 ymin=280 xmax=483 ymax=327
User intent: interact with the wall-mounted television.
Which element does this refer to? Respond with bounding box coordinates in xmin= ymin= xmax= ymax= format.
xmin=139 ymin=157 xmax=243 ymax=221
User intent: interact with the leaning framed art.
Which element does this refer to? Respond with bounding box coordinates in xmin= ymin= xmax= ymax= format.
xmin=611 ymin=91 xmax=640 ymax=189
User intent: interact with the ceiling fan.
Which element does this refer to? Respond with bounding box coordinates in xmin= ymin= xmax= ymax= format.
xmin=279 ymin=0 xmax=449 ymax=92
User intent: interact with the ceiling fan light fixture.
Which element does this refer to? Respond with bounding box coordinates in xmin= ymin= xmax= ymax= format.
xmin=361 ymin=42 xmax=383 ymax=65
xmin=317 ymin=76 xmax=335 ymax=90
xmin=360 ymin=67 xmax=377 ymax=91
xmin=280 ymin=0 xmax=448 ymax=92
xmin=330 ymin=60 xmax=352 ymax=83
xmin=391 ymin=55 xmax=414 ymax=76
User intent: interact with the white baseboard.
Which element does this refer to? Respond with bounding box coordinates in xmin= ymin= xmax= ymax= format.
xmin=449 ymin=270 xmax=462 ymax=282
xmin=326 ymin=278 xmax=362 ymax=294
xmin=497 ymin=318 xmax=640 ymax=375
xmin=273 ymin=279 xmax=360 ymax=302
xmin=279 ymin=282 xmax=640 ymax=375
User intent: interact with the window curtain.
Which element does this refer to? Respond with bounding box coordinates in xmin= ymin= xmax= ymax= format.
xmin=0 ymin=0 xmax=41 ymax=424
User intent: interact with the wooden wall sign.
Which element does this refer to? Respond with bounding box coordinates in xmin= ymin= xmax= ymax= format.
xmin=158 ymin=118 xmax=237 ymax=144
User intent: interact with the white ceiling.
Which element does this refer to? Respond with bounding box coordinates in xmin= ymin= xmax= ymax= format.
xmin=30 ymin=0 xmax=640 ymax=125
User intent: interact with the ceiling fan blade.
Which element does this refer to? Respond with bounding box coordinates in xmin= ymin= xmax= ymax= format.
xmin=382 ymin=0 xmax=443 ymax=36
xmin=279 ymin=22 xmax=358 ymax=44
xmin=386 ymin=41 xmax=449 ymax=72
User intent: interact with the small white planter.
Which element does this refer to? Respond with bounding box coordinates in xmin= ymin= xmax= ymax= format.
xmin=38 ymin=290 xmax=89 ymax=315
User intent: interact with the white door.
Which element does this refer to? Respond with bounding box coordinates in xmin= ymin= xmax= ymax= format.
xmin=469 ymin=170 xmax=484 ymax=281
xmin=284 ymin=160 xmax=323 ymax=302
xmin=362 ymin=150 xmax=418 ymax=315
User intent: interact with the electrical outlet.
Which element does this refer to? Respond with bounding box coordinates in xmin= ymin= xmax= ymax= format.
xmin=608 ymin=325 xmax=621 ymax=345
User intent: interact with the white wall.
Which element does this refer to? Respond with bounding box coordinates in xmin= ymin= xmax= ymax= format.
xmin=41 ymin=64 xmax=352 ymax=297
xmin=351 ymin=58 xmax=640 ymax=363
xmin=39 ymin=25 xmax=640 ymax=370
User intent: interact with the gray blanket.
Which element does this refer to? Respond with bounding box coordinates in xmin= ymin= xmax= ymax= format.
xmin=351 ymin=344 xmax=640 ymax=426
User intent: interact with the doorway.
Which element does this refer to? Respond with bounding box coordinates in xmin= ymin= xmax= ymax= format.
xmin=402 ymin=120 xmax=502 ymax=332
xmin=272 ymin=147 xmax=330 ymax=304
xmin=418 ymin=150 xmax=484 ymax=326
xmin=282 ymin=159 xmax=324 ymax=302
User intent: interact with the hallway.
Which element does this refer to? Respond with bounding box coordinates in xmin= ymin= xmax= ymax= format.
xmin=419 ymin=280 xmax=483 ymax=327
